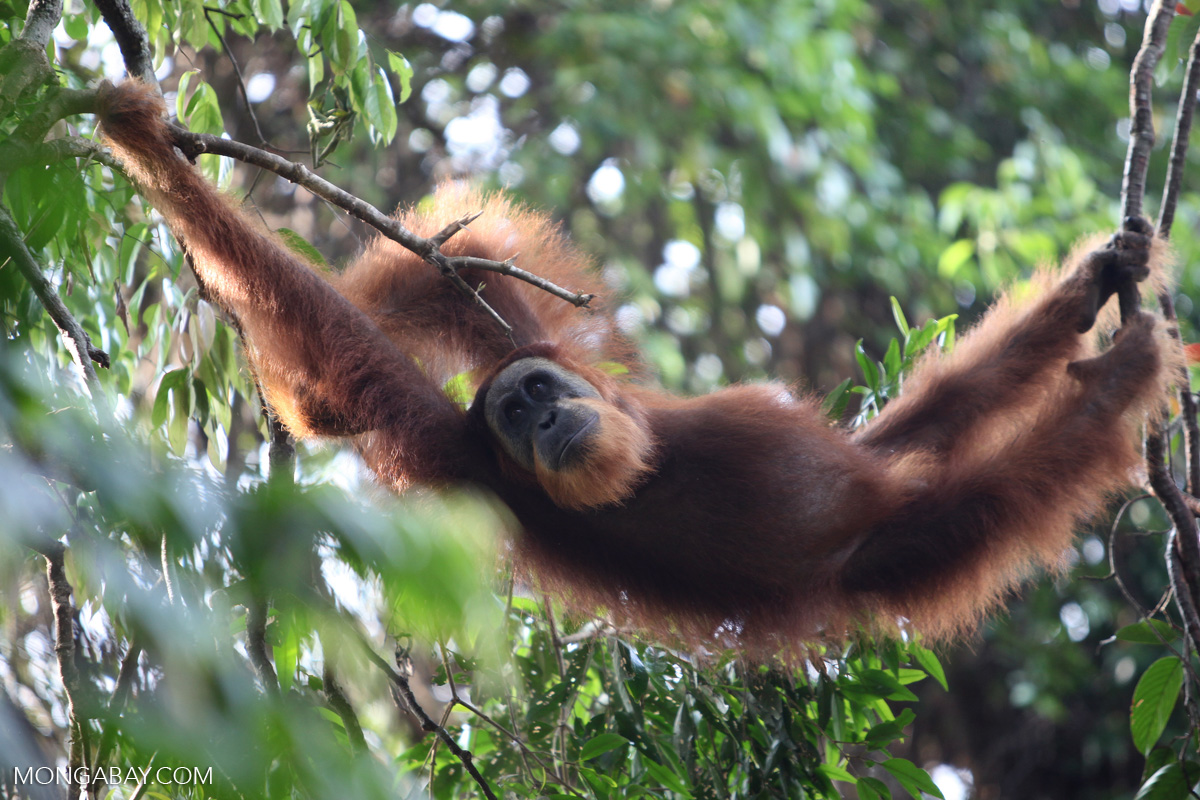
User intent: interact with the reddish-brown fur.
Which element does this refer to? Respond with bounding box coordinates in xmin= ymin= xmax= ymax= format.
xmin=100 ymin=81 xmax=1174 ymax=652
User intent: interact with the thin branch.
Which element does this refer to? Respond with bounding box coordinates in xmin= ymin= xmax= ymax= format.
xmin=1122 ymin=0 xmax=1175 ymax=221
xmin=168 ymin=129 xmax=595 ymax=310
xmin=1158 ymin=25 xmax=1200 ymax=500
xmin=321 ymin=663 xmax=366 ymax=754
xmin=1159 ymin=26 xmax=1200 ymax=236
xmin=428 ymin=210 xmax=484 ymax=249
xmin=454 ymin=256 xmax=597 ymax=306
xmin=89 ymin=638 xmax=143 ymax=796
xmin=40 ymin=543 xmax=87 ymax=800
xmin=1149 ymin=431 xmax=1200 ymax=651
xmin=0 ymin=204 xmax=110 ymax=388
xmin=1124 ymin=0 xmax=1200 ymax=655
xmin=246 ymin=598 xmax=280 ymax=695
xmin=357 ymin=639 xmax=499 ymax=800
xmin=92 ymin=0 xmax=157 ymax=87
xmin=436 ymin=648 xmax=581 ymax=795
xmin=203 ymin=8 xmax=271 ymax=147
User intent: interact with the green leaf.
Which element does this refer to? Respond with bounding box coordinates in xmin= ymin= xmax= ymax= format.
xmin=63 ymin=11 xmax=89 ymax=40
xmin=857 ymin=776 xmax=890 ymax=800
xmin=177 ymin=72 xmax=224 ymax=135
xmin=328 ymin=0 xmax=359 ymax=75
xmin=818 ymin=762 xmax=857 ymax=783
xmin=152 ymin=368 xmax=188 ymax=428
xmin=273 ymin=621 xmax=299 ymax=692
xmin=881 ymin=758 xmax=943 ymax=800
xmin=883 ymin=338 xmax=901 ymax=382
xmin=580 ymin=732 xmax=629 ymax=760
xmin=1116 ymin=620 xmax=1180 ymax=645
xmin=1132 ymin=657 xmax=1184 ymax=754
xmin=387 ymin=50 xmax=413 ymax=103
xmin=822 ymin=377 xmax=853 ymax=420
xmin=864 ymin=709 xmax=916 ymax=750
xmin=597 ymin=360 xmax=630 ymax=375
xmin=855 ymin=340 xmax=880 ymax=392
xmin=251 ymin=0 xmax=283 ymax=29
xmin=374 ymin=67 xmax=399 ymax=142
xmin=1134 ymin=762 xmax=1200 ymax=800
xmin=937 ymin=239 xmax=974 ymax=279
xmin=276 ymin=228 xmax=329 ymax=268
xmin=443 ymin=372 xmax=475 ymax=406
xmin=643 ymin=758 xmax=692 ymax=797
xmin=858 ymin=669 xmax=919 ymax=702
xmin=910 ymin=644 xmax=948 ymax=691
xmin=890 ymin=297 xmax=909 ymax=337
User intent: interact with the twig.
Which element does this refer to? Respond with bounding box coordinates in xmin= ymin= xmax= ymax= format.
xmin=356 ymin=638 xmax=499 ymax=800
xmin=454 ymin=256 xmax=596 ymax=306
xmin=1122 ymin=0 xmax=1175 ymax=221
xmin=428 ymin=211 xmax=484 ymax=249
xmin=437 ymin=647 xmax=580 ymax=794
xmin=203 ymin=8 xmax=270 ymax=147
xmin=92 ymin=0 xmax=157 ymax=86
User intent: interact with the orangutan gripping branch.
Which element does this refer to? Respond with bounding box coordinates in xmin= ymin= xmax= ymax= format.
xmin=99 ymin=81 xmax=1174 ymax=649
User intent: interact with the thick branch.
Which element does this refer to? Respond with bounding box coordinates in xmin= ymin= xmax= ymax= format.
xmin=20 ymin=0 xmax=64 ymax=49
xmin=93 ymin=0 xmax=158 ymax=87
xmin=0 ymin=0 xmax=62 ymax=117
xmin=1122 ymin=0 xmax=1175 ymax=220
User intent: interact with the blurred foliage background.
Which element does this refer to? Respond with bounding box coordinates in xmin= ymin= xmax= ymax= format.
xmin=4 ymin=0 xmax=1200 ymax=798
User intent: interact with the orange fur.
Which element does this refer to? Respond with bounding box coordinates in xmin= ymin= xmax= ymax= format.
xmin=99 ymin=80 xmax=1174 ymax=654
xmin=534 ymin=397 xmax=655 ymax=510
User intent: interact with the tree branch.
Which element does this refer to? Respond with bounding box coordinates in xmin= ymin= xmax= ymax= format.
xmin=169 ymin=129 xmax=596 ymax=311
xmin=245 ymin=597 xmax=279 ymax=695
xmin=357 ymin=639 xmax=499 ymax=800
xmin=0 ymin=0 xmax=63 ymax=118
xmin=0 ymin=204 xmax=110 ymax=389
xmin=321 ymin=663 xmax=366 ymax=755
xmin=39 ymin=543 xmax=88 ymax=800
xmin=1126 ymin=7 xmax=1200 ymax=653
xmin=92 ymin=0 xmax=157 ymax=87
xmin=1122 ymin=0 xmax=1175 ymax=221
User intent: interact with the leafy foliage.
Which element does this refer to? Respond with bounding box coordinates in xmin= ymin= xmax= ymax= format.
xmin=3 ymin=0 xmax=1200 ymax=798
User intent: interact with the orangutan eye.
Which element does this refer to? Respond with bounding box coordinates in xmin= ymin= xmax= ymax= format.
xmin=525 ymin=376 xmax=551 ymax=401
xmin=504 ymin=401 xmax=526 ymax=425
